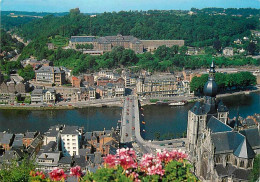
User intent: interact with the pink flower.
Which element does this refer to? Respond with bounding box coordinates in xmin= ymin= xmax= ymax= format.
xmin=157 ymin=149 xmax=187 ymax=163
xmin=70 ymin=166 xmax=82 ymax=177
xmin=49 ymin=168 xmax=67 ymax=181
xmin=140 ymin=153 xmax=164 ymax=176
xmin=103 ymin=148 xmax=137 ymax=170
xmin=104 ymin=154 xmax=117 ymax=167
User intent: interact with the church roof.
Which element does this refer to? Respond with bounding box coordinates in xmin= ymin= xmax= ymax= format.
xmin=203 ymin=78 xmax=218 ymax=97
xmin=207 ymin=116 xmax=232 ymax=133
xmin=239 ymin=128 xmax=260 ymax=149
xmin=190 ymin=101 xmax=208 ymax=115
xmin=217 ymin=100 xmax=228 ymax=112
xmin=203 ymin=60 xmax=218 ymax=97
xmin=211 ymin=132 xmax=244 ymax=154
xmin=211 ymin=129 xmax=257 ymax=159
xmin=215 ymin=163 xmax=251 ymax=180
xmin=233 ymin=138 xmax=255 ymax=159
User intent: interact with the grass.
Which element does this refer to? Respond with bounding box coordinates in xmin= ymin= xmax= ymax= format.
xmin=150 ymin=99 xmax=159 ymax=103
xmin=50 ymin=35 xmax=68 ymax=47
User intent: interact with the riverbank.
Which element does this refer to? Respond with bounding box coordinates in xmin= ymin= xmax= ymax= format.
xmin=0 ymin=88 xmax=259 ymax=110
xmin=216 ymin=88 xmax=260 ymax=98
xmin=140 ymin=87 xmax=260 ymax=106
xmin=0 ymin=105 xmax=75 ymax=110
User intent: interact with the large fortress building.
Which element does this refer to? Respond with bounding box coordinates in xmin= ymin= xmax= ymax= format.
xmin=69 ymin=34 xmax=184 ymax=54
xmin=187 ymin=61 xmax=260 ymax=181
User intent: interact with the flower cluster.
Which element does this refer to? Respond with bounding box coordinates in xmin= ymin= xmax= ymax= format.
xmin=33 ymin=149 xmax=189 ymax=182
xmin=49 ymin=168 xmax=67 ymax=181
xmin=30 ymin=170 xmax=46 ymax=179
xmin=70 ymin=165 xmax=83 ymax=178
xmin=140 ymin=153 xmax=165 ymax=176
xmin=157 ymin=149 xmax=188 ymax=164
xmin=103 ymin=148 xmax=188 ymax=179
xmin=103 ymin=148 xmax=138 ymax=170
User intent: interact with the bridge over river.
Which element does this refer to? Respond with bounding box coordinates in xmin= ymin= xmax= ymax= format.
xmin=120 ymin=96 xmax=187 ymax=154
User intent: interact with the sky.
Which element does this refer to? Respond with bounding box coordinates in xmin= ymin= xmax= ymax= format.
xmin=1 ymin=0 xmax=259 ymax=13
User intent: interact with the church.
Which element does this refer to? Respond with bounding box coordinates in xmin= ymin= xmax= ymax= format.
xmin=187 ymin=61 xmax=260 ymax=181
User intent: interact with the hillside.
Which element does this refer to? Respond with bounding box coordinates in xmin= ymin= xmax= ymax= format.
xmin=10 ymin=8 xmax=259 ymax=47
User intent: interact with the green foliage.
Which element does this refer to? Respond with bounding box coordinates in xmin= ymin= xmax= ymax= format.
xmin=190 ymin=72 xmax=257 ymax=93
xmin=6 ymin=8 xmax=259 ymax=75
xmin=76 ymin=43 xmax=94 ymax=50
xmin=213 ymin=40 xmax=222 ymax=52
xmin=0 ymin=60 xmax=22 ymax=75
xmin=150 ymin=99 xmax=159 ymax=103
xmin=247 ymin=42 xmax=257 ymax=55
xmin=0 ymin=29 xmax=24 ymax=54
xmin=250 ymin=154 xmax=260 ymax=182
xmin=82 ymin=166 xmax=132 ymax=182
xmin=14 ymin=9 xmax=258 ymax=47
xmin=50 ymin=35 xmax=68 ymax=47
xmin=190 ymin=74 xmax=208 ymax=93
xmin=0 ymin=157 xmax=36 ymax=182
xmin=18 ymin=65 xmax=35 ymax=81
xmin=162 ymin=160 xmax=197 ymax=182
xmin=1 ymin=16 xmax=36 ymax=31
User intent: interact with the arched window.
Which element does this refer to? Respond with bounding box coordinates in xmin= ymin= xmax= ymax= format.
xmin=240 ymin=160 xmax=244 ymax=168
xmin=215 ymin=156 xmax=221 ymax=163
xmin=234 ymin=158 xmax=237 ymax=166
xmin=227 ymin=155 xmax=231 ymax=163
xmin=248 ymin=160 xmax=252 ymax=168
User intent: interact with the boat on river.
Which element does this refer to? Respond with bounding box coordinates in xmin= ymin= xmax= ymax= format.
xmin=169 ymin=101 xmax=187 ymax=106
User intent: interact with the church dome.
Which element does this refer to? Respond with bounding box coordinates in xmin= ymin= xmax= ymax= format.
xmin=203 ymin=77 xmax=218 ymax=97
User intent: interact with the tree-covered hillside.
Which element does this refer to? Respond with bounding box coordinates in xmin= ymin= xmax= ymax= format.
xmin=14 ymin=8 xmax=259 ymax=47
xmin=0 ymin=29 xmax=24 ymax=54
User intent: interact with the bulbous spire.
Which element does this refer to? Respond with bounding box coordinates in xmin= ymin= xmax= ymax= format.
xmin=203 ymin=59 xmax=218 ymax=97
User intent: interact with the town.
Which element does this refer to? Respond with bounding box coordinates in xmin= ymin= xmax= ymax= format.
xmin=0 ymin=6 xmax=260 ymax=182
xmin=0 ymin=34 xmax=259 ymax=108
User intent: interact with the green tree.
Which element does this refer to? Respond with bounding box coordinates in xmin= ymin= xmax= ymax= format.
xmin=247 ymin=42 xmax=256 ymax=55
xmin=155 ymin=45 xmax=170 ymax=60
xmin=0 ymin=157 xmax=36 ymax=182
xmin=213 ymin=39 xmax=222 ymax=52
xmin=179 ymin=46 xmax=188 ymax=55
xmin=250 ymin=154 xmax=260 ymax=182
xmin=18 ymin=65 xmax=35 ymax=81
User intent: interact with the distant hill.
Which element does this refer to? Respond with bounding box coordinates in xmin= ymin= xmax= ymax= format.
xmin=11 ymin=8 xmax=259 ymax=47
xmin=1 ymin=11 xmax=69 ymax=17
xmin=192 ymin=8 xmax=260 ymax=17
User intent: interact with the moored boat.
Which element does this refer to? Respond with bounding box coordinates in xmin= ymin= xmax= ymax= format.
xmin=169 ymin=101 xmax=187 ymax=106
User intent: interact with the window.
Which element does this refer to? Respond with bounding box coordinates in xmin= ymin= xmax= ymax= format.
xmin=227 ymin=155 xmax=231 ymax=163
xmin=67 ymin=139 xmax=70 ymax=141
xmin=73 ymin=147 xmax=76 ymax=149
xmin=240 ymin=160 xmax=244 ymax=168
xmin=248 ymin=160 xmax=252 ymax=168
xmin=215 ymin=156 xmax=221 ymax=163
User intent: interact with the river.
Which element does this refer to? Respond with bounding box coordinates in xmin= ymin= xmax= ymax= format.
xmin=0 ymin=92 xmax=259 ymax=140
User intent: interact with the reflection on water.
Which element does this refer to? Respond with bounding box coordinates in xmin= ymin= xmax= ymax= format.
xmin=142 ymin=92 xmax=260 ymax=139
xmin=0 ymin=92 xmax=259 ymax=139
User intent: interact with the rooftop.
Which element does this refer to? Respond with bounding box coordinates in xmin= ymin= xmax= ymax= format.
xmin=61 ymin=126 xmax=81 ymax=135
